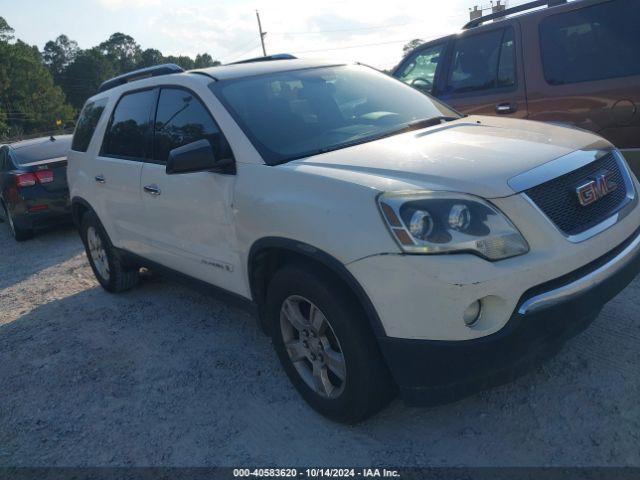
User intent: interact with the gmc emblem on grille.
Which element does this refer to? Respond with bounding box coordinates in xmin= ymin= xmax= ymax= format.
xmin=575 ymin=170 xmax=618 ymax=207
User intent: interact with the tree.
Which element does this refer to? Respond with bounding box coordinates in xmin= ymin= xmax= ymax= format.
xmin=402 ymin=39 xmax=424 ymax=56
xmin=138 ymin=48 xmax=164 ymax=68
xmin=0 ymin=39 xmax=74 ymax=138
xmin=164 ymin=55 xmax=195 ymax=70
xmin=42 ymin=35 xmax=79 ymax=81
xmin=0 ymin=17 xmax=14 ymax=43
xmin=194 ymin=53 xmax=220 ymax=68
xmin=1 ymin=21 xmax=224 ymax=139
xmin=61 ymin=47 xmax=117 ymax=110
xmin=99 ymin=32 xmax=142 ymax=73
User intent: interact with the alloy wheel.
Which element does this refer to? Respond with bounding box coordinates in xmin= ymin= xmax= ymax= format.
xmin=87 ymin=226 xmax=110 ymax=281
xmin=280 ymin=295 xmax=347 ymax=398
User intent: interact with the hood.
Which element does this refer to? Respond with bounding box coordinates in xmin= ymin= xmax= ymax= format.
xmin=283 ymin=116 xmax=609 ymax=198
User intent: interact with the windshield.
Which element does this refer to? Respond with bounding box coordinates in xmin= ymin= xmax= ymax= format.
xmin=211 ymin=65 xmax=459 ymax=165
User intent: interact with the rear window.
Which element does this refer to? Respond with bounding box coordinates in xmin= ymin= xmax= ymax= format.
xmin=72 ymin=98 xmax=108 ymax=152
xmin=540 ymin=0 xmax=640 ymax=85
xmin=100 ymin=89 xmax=156 ymax=160
xmin=12 ymin=137 xmax=72 ymax=165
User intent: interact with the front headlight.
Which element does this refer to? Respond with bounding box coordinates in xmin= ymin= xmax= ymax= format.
xmin=378 ymin=191 xmax=529 ymax=261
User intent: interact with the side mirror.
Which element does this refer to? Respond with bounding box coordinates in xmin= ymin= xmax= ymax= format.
xmin=166 ymin=139 xmax=235 ymax=175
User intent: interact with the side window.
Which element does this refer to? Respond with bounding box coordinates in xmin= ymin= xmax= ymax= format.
xmin=101 ymin=89 xmax=156 ymax=160
xmin=540 ymin=0 xmax=640 ymax=85
xmin=0 ymin=149 xmax=6 ymax=171
xmin=397 ymin=43 xmax=446 ymax=94
xmin=72 ymin=98 xmax=108 ymax=152
xmin=153 ymin=88 xmax=231 ymax=163
xmin=446 ymin=27 xmax=515 ymax=94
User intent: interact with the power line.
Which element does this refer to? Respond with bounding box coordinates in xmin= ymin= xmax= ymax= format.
xmin=290 ymin=37 xmax=421 ymax=55
xmin=225 ymin=43 xmax=261 ymax=63
xmin=270 ymin=12 xmax=469 ymax=36
xmin=224 ymin=37 xmax=260 ymax=60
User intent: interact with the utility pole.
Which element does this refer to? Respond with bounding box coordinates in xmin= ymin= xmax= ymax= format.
xmin=256 ymin=10 xmax=267 ymax=57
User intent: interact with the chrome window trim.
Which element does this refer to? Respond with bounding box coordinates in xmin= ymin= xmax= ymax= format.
xmin=517 ymin=149 xmax=637 ymax=243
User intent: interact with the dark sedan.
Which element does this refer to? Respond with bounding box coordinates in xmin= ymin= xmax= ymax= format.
xmin=0 ymin=135 xmax=72 ymax=241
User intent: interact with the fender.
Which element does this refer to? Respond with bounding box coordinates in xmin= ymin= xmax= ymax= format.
xmin=70 ymin=196 xmax=97 ymax=228
xmin=248 ymin=237 xmax=387 ymax=338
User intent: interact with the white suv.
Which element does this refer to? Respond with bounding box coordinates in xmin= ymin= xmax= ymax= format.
xmin=67 ymin=59 xmax=640 ymax=422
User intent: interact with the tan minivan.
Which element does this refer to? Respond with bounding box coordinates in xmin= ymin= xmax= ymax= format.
xmin=392 ymin=0 xmax=640 ymax=175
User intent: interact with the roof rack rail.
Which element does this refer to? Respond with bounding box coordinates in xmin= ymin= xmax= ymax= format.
xmin=463 ymin=0 xmax=567 ymax=29
xmin=228 ymin=53 xmax=297 ymax=65
xmin=98 ymin=63 xmax=184 ymax=93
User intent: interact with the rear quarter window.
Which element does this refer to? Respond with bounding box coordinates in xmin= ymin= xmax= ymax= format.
xmin=72 ymin=98 xmax=108 ymax=152
xmin=539 ymin=0 xmax=640 ymax=85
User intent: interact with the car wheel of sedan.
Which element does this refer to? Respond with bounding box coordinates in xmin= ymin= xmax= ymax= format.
xmin=80 ymin=211 xmax=139 ymax=293
xmin=267 ymin=264 xmax=396 ymax=423
xmin=3 ymin=203 xmax=32 ymax=242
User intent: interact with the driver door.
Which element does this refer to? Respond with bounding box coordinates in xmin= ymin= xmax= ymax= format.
xmin=138 ymin=87 xmax=244 ymax=295
xmin=394 ymin=42 xmax=448 ymax=96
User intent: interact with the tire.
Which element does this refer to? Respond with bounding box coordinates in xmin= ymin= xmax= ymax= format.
xmin=267 ymin=264 xmax=396 ymax=423
xmin=80 ymin=210 xmax=139 ymax=293
xmin=3 ymin=203 xmax=33 ymax=242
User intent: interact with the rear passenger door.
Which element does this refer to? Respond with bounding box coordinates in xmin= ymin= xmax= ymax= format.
xmin=94 ymin=89 xmax=156 ymax=253
xmin=526 ymin=0 xmax=640 ymax=155
xmin=438 ymin=24 xmax=528 ymax=118
xmin=139 ymin=87 xmax=244 ymax=294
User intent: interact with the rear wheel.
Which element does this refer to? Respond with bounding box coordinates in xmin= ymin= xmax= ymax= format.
xmin=80 ymin=211 xmax=139 ymax=293
xmin=267 ymin=264 xmax=396 ymax=423
xmin=3 ymin=203 xmax=32 ymax=241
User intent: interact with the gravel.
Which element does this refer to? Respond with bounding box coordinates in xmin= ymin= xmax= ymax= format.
xmin=1 ymin=224 xmax=639 ymax=467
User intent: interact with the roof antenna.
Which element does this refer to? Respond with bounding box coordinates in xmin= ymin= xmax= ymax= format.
xmin=50 ymin=136 xmax=56 ymax=142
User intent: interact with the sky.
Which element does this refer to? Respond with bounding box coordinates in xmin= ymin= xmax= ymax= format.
xmin=0 ymin=0 xmax=528 ymax=70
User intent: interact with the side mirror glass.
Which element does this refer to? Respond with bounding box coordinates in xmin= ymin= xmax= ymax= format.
xmin=166 ymin=139 xmax=234 ymax=175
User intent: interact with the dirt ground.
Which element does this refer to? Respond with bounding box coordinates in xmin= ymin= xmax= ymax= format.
xmin=1 ymin=224 xmax=639 ymax=467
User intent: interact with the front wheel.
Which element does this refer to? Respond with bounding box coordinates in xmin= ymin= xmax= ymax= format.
xmin=80 ymin=211 xmax=139 ymax=293
xmin=267 ymin=264 xmax=396 ymax=423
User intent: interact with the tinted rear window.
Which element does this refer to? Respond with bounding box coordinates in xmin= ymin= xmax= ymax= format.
xmin=540 ymin=0 xmax=640 ymax=85
xmin=72 ymin=98 xmax=108 ymax=152
xmin=101 ymin=89 xmax=156 ymax=160
xmin=12 ymin=137 xmax=72 ymax=165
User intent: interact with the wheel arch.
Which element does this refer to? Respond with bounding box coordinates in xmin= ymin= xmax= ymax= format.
xmin=248 ymin=237 xmax=386 ymax=338
xmin=70 ymin=196 xmax=96 ymax=228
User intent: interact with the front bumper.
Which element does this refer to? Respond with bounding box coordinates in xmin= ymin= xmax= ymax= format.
xmin=377 ymin=227 xmax=640 ymax=406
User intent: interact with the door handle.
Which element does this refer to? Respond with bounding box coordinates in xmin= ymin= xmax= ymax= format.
xmin=495 ymin=102 xmax=517 ymax=114
xmin=143 ymin=184 xmax=161 ymax=196
xmin=95 ymin=175 xmax=106 ymax=184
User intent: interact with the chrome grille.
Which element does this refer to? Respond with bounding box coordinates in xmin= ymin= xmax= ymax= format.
xmin=525 ymin=152 xmax=629 ymax=236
